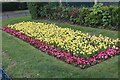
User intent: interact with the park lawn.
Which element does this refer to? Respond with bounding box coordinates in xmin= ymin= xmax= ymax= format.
xmin=2 ymin=16 xmax=119 ymax=78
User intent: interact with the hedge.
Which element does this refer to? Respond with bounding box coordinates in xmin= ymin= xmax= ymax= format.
xmin=27 ymin=3 xmax=120 ymax=30
xmin=27 ymin=2 xmax=48 ymax=19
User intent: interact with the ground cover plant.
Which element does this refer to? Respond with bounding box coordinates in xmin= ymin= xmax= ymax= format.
xmin=2 ymin=21 xmax=120 ymax=69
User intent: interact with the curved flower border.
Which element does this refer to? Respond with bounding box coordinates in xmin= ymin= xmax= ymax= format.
xmin=2 ymin=27 xmax=120 ymax=69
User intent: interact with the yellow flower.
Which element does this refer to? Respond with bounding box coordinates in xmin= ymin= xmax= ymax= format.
xmin=8 ymin=21 xmax=119 ymax=56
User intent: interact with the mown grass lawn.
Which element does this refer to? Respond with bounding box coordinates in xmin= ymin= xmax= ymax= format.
xmin=2 ymin=16 xmax=119 ymax=78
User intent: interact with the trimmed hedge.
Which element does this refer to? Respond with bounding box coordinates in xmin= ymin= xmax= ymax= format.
xmin=2 ymin=2 xmax=28 ymax=12
xmin=27 ymin=3 xmax=120 ymax=30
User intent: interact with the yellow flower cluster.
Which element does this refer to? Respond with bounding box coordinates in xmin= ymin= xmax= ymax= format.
xmin=8 ymin=22 xmax=119 ymax=56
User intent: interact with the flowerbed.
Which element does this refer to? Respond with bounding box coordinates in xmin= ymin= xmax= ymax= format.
xmin=2 ymin=22 xmax=120 ymax=68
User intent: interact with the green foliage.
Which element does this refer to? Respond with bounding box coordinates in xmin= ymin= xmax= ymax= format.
xmin=38 ymin=5 xmax=71 ymax=20
xmin=27 ymin=3 xmax=39 ymax=19
xmin=27 ymin=2 xmax=48 ymax=19
xmin=68 ymin=7 xmax=80 ymax=24
xmin=84 ymin=3 xmax=103 ymax=27
xmin=79 ymin=8 xmax=90 ymax=25
xmin=83 ymin=3 xmax=119 ymax=30
xmin=28 ymin=3 xmax=119 ymax=30
xmin=111 ymin=6 xmax=120 ymax=30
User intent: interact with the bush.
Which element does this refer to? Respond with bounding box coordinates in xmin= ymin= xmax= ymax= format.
xmin=69 ymin=7 xmax=80 ymax=24
xmin=79 ymin=8 xmax=90 ymax=25
xmin=27 ymin=2 xmax=48 ymax=19
xmin=85 ymin=3 xmax=103 ymax=27
xmin=28 ymin=3 xmax=119 ymax=30
xmin=111 ymin=6 xmax=120 ymax=30
xmin=83 ymin=3 xmax=119 ymax=30
xmin=101 ymin=6 xmax=112 ymax=28
xmin=27 ymin=3 xmax=39 ymax=19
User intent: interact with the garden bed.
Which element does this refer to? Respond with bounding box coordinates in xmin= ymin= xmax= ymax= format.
xmin=2 ymin=22 xmax=120 ymax=69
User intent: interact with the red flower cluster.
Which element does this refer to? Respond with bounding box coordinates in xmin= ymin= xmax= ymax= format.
xmin=2 ymin=27 xmax=120 ymax=69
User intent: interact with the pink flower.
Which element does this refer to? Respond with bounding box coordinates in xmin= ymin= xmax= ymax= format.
xmin=1 ymin=26 xmax=120 ymax=69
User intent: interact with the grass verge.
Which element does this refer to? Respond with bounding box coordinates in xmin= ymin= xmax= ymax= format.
xmin=2 ymin=16 xmax=119 ymax=78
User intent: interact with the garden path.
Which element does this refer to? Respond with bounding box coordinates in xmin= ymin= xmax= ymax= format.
xmin=1 ymin=10 xmax=30 ymax=19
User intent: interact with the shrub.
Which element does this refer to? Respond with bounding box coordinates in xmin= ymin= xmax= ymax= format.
xmin=88 ymin=3 xmax=103 ymax=27
xmin=28 ymin=3 xmax=119 ymax=30
xmin=83 ymin=3 xmax=119 ymax=29
xmin=101 ymin=6 xmax=112 ymax=28
xmin=79 ymin=8 xmax=90 ymax=25
xmin=38 ymin=5 xmax=71 ymax=21
xmin=27 ymin=2 xmax=48 ymax=19
xmin=111 ymin=6 xmax=120 ymax=30
xmin=69 ymin=7 xmax=80 ymax=24
xmin=27 ymin=3 xmax=39 ymax=19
